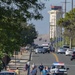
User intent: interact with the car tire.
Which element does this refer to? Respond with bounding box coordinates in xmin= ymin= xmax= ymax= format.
xmin=71 ymin=58 xmax=73 ymax=61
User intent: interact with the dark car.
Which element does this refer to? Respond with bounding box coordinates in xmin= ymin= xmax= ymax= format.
xmin=43 ymin=46 xmax=50 ymax=53
xmin=71 ymin=51 xmax=75 ymax=61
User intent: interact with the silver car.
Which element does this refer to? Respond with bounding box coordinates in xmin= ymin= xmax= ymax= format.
xmin=34 ymin=46 xmax=45 ymax=54
xmin=57 ymin=47 xmax=66 ymax=54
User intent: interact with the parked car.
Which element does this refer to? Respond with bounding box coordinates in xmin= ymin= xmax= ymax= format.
xmin=62 ymin=45 xmax=69 ymax=49
xmin=0 ymin=71 xmax=17 ymax=75
xmin=71 ymin=51 xmax=75 ymax=61
xmin=50 ymin=62 xmax=69 ymax=75
xmin=57 ymin=47 xmax=66 ymax=54
xmin=34 ymin=46 xmax=45 ymax=54
xmin=65 ymin=49 xmax=73 ymax=56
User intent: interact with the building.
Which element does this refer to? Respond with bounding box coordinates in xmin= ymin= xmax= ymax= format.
xmin=48 ymin=6 xmax=63 ymax=40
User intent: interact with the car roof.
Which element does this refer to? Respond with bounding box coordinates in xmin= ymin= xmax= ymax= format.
xmin=52 ymin=62 xmax=65 ymax=66
xmin=0 ymin=71 xmax=15 ymax=73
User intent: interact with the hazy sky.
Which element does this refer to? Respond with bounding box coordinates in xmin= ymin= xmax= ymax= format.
xmin=30 ymin=0 xmax=75 ymax=35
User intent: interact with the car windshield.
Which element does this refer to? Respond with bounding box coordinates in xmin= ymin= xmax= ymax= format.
xmin=52 ymin=65 xmax=65 ymax=69
xmin=37 ymin=46 xmax=43 ymax=48
xmin=63 ymin=45 xmax=69 ymax=48
xmin=73 ymin=52 xmax=75 ymax=54
xmin=0 ymin=73 xmax=15 ymax=75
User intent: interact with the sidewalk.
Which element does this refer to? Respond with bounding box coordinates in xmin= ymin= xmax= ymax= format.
xmin=7 ymin=51 xmax=30 ymax=75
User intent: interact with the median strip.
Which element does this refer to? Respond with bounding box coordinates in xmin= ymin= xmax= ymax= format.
xmin=52 ymin=53 xmax=59 ymax=62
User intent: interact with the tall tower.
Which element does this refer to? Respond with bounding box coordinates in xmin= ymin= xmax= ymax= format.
xmin=48 ymin=6 xmax=63 ymax=40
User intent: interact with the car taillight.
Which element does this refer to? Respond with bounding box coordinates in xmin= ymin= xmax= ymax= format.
xmin=72 ymin=54 xmax=75 ymax=56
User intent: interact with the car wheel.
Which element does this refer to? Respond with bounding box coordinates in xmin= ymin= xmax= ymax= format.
xmin=71 ymin=58 xmax=73 ymax=61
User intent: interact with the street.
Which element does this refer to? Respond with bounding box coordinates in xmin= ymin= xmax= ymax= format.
xmin=30 ymin=52 xmax=75 ymax=75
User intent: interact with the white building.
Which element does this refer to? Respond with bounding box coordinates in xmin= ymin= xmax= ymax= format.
xmin=48 ymin=6 xmax=63 ymax=39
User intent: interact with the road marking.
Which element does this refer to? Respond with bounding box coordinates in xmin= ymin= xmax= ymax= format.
xmin=52 ymin=53 xmax=59 ymax=62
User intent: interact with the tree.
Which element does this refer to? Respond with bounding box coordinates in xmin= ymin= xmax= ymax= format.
xmin=0 ymin=0 xmax=45 ymax=21
xmin=20 ymin=23 xmax=38 ymax=46
xmin=0 ymin=0 xmax=45 ymax=56
xmin=57 ymin=8 xmax=75 ymax=48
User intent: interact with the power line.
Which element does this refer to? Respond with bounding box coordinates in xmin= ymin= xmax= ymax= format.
xmin=61 ymin=0 xmax=70 ymax=14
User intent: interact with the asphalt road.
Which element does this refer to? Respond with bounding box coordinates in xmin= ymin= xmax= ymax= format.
xmin=30 ymin=52 xmax=75 ymax=75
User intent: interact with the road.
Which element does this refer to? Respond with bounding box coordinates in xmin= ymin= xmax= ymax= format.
xmin=30 ymin=52 xmax=75 ymax=75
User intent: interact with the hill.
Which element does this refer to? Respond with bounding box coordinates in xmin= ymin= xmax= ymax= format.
xmin=34 ymin=34 xmax=50 ymax=46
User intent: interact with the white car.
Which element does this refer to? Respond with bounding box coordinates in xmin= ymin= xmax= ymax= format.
xmin=50 ymin=62 xmax=69 ymax=75
xmin=65 ymin=49 xmax=73 ymax=56
xmin=0 ymin=71 xmax=17 ymax=75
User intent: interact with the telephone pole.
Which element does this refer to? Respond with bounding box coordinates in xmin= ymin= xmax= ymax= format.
xmin=72 ymin=0 xmax=73 ymax=10
xmin=61 ymin=0 xmax=70 ymax=45
xmin=61 ymin=0 xmax=70 ymax=14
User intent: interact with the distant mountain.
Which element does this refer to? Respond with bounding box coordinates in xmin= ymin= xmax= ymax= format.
xmin=34 ymin=34 xmax=50 ymax=46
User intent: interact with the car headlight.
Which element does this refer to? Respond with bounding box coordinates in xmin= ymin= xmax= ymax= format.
xmin=64 ymin=71 xmax=67 ymax=74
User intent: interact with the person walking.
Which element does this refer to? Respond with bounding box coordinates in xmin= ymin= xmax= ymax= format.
xmin=30 ymin=66 xmax=37 ymax=75
xmin=38 ymin=63 xmax=44 ymax=75
xmin=15 ymin=67 xmax=20 ymax=75
xmin=42 ymin=67 xmax=47 ymax=75
xmin=24 ymin=61 xmax=30 ymax=71
xmin=45 ymin=66 xmax=50 ymax=75
xmin=32 ymin=63 xmax=35 ymax=68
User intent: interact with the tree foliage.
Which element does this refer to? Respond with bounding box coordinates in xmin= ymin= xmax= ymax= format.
xmin=57 ymin=8 xmax=75 ymax=47
xmin=0 ymin=0 xmax=45 ymax=56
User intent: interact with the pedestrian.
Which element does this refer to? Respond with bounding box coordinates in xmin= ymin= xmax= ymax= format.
xmin=45 ymin=66 xmax=50 ymax=75
xmin=15 ymin=67 xmax=20 ymax=75
xmin=42 ymin=67 xmax=47 ymax=75
xmin=32 ymin=63 xmax=35 ymax=68
xmin=24 ymin=61 xmax=30 ymax=71
xmin=30 ymin=66 xmax=37 ymax=75
xmin=7 ymin=66 xmax=15 ymax=72
xmin=38 ymin=63 xmax=44 ymax=75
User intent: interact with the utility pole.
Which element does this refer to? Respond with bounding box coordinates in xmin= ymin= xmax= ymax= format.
xmin=72 ymin=0 xmax=73 ymax=9
xmin=61 ymin=0 xmax=70 ymax=45
xmin=61 ymin=0 xmax=70 ymax=14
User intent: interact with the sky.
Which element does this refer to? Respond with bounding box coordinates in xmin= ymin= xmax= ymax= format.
xmin=30 ymin=0 xmax=75 ymax=35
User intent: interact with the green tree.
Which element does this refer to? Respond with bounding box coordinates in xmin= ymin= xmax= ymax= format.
xmin=57 ymin=8 xmax=75 ymax=48
xmin=0 ymin=0 xmax=45 ymax=56
xmin=20 ymin=23 xmax=38 ymax=46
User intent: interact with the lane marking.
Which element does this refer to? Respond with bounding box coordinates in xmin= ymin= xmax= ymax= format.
xmin=52 ymin=53 xmax=59 ymax=62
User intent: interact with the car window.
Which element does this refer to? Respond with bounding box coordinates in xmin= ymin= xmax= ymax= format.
xmin=0 ymin=73 xmax=16 ymax=75
xmin=52 ymin=65 xmax=55 ymax=69
xmin=73 ymin=52 xmax=75 ymax=54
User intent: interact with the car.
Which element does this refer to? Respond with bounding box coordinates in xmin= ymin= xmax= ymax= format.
xmin=34 ymin=46 xmax=45 ymax=54
xmin=43 ymin=46 xmax=50 ymax=53
xmin=57 ymin=47 xmax=66 ymax=54
xmin=65 ymin=49 xmax=73 ymax=56
xmin=71 ymin=51 xmax=75 ymax=61
xmin=50 ymin=62 xmax=69 ymax=75
xmin=62 ymin=45 xmax=69 ymax=49
xmin=0 ymin=71 xmax=17 ymax=75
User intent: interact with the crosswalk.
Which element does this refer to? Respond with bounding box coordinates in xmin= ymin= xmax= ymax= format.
xmin=6 ymin=51 xmax=30 ymax=75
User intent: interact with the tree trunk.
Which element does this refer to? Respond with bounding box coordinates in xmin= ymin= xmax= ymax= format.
xmin=70 ymin=37 xmax=72 ymax=49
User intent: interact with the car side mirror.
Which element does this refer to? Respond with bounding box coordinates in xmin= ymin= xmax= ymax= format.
xmin=67 ymin=68 xmax=69 ymax=70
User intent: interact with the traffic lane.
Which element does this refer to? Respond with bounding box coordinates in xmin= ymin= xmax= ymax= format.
xmin=56 ymin=53 xmax=75 ymax=65
xmin=30 ymin=52 xmax=58 ymax=75
xmin=30 ymin=52 xmax=75 ymax=75
xmin=30 ymin=52 xmax=57 ymax=66
xmin=56 ymin=53 xmax=75 ymax=75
